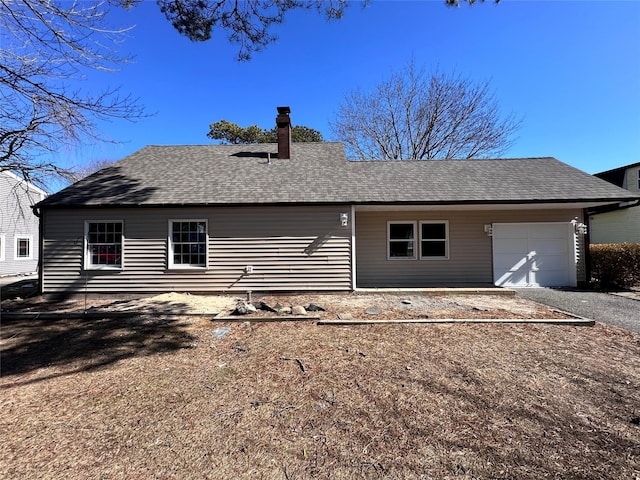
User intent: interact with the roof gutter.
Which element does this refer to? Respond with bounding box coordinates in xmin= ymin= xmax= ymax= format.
xmin=586 ymin=198 xmax=640 ymax=216
xmin=35 ymin=196 xmax=640 ymax=210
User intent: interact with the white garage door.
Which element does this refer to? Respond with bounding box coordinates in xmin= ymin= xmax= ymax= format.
xmin=492 ymin=222 xmax=577 ymax=287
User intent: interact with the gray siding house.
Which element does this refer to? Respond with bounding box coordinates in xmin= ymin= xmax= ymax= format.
xmin=35 ymin=108 xmax=638 ymax=293
xmin=1 ymin=171 xmax=47 ymax=276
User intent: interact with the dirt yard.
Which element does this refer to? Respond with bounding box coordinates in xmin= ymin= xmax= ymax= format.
xmin=2 ymin=288 xmax=574 ymax=321
xmin=1 ymin=288 xmax=639 ymax=479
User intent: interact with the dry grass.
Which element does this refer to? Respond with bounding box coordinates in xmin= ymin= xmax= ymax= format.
xmin=1 ymin=296 xmax=639 ymax=479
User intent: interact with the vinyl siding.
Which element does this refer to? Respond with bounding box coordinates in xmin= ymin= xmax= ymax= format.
xmin=42 ymin=206 xmax=352 ymax=293
xmin=590 ymin=206 xmax=640 ymax=244
xmin=0 ymin=172 xmax=45 ymax=276
xmin=623 ymin=166 xmax=640 ymax=193
xmin=589 ymin=164 xmax=640 ymax=244
xmin=355 ymin=209 xmax=586 ymax=287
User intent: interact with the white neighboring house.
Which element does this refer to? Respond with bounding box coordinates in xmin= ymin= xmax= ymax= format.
xmin=589 ymin=162 xmax=640 ymax=244
xmin=0 ymin=171 xmax=47 ymax=276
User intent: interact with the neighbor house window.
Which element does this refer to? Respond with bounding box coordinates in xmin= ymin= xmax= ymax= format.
xmin=15 ymin=235 xmax=33 ymax=260
xmin=388 ymin=221 xmax=417 ymax=259
xmin=85 ymin=221 xmax=123 ymax=269
xmin=420 ymin=221 xmax=449 ymax=260
xmin=169 ymin=220 xmax=207 ymax=268
xmin=0 ymin=235 xmax=5 ymax=261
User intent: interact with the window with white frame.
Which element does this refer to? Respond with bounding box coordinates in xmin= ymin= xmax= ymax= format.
xmin=169 ymin=220 xmax=208 ymax=268
xmin=388 ymin=221 xmax=417 ymax=259
xmin=0 ymin=235 xmax=5 ymax=261
xmin=420 ymin=221 xmax=449 ymax=259
xmin=15 ymin=235 xmax=33 ymax=260
xmin=85 ymin=221 xmax=123 ymax=269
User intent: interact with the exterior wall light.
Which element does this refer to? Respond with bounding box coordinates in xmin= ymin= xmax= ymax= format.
xmin=340 ymin=213 xmax=349 ymax=227
xmin=574 ymin=222 xmax=588 ymax=235
xmin=571 ymin=218 xmax=588 ymax=235
xmin=484 ymin=224 xmax=493 ymax=236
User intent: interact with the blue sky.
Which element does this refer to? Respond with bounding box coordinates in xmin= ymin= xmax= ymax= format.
xmin=54 ymin=0 xmax=640 ymax=182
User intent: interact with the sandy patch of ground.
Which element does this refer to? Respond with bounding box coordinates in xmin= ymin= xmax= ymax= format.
xmin=2 ymin=290 xmax=571 ymax=320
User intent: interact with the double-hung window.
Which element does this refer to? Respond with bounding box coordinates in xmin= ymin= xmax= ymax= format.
xmin=420 ymin=221 xmax=449 ymax=259
xmin=169 ymin=220 xmax=208 ymax=269
xmin=387 ymin=220 xmax=449 ymax=260
xmin=388 ymin=222 xmax=417 ymax=259
xmin=85 ymin=221 xmax=123 ymax=269
xmin=15 ymin=235 xmax=33 ymax=260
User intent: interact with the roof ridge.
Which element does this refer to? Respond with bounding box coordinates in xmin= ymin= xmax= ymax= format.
xmin=353 ymin=156 xmax=557 ymax=162
xmin=141 ymin=141 xmax=343 ymax=148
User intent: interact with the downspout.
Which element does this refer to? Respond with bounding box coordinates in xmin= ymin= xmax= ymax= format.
xmin=32 ymin=205 xmax=43 ymax=295
xmin=582 ymin=208 xmax=591 ymax=289
xmin=351 ymin=205 xmax=356 ymax=291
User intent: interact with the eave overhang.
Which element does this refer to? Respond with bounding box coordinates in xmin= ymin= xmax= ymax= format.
xmin=36 ymin=197 xmax=637 ymax=211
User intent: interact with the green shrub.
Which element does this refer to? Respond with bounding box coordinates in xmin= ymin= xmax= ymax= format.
xmin=590 ymin=243 xmax=640 ymax=290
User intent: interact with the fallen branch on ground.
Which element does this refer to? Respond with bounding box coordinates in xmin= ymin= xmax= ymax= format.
xmin=279 ymin=356 xmax=307 ymax=373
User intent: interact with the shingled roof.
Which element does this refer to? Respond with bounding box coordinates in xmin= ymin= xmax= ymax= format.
xmin=594 ymin=161 xmax=640 ymax=188
xmin=38 ymin=142 xmax=638 ymax=208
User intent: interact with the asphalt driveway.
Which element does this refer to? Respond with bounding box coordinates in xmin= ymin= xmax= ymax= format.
xmin=516 ymin=288 xmax=640 ymax=334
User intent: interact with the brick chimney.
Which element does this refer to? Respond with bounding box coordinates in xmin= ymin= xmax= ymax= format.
xmin=276 ymin=106 xmax=291 ymax=159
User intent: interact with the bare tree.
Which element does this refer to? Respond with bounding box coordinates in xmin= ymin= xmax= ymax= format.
xmin=0 ymin=0 xmax=143 ymax=187
xmin=69 ymin=158 xmax=117 ymax=182
xmin=330 ymin=63 xmax=521 ymax=160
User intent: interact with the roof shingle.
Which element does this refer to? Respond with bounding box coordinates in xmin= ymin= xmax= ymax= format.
xmin=38 ymin=142 xmax=638 ymax=207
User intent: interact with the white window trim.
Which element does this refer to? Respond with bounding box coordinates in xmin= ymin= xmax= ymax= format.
xmin=14 ymin=235 xmax=33 ymax=261
xmin=419 ymin=220 xmax=450 ymax=260
xmin=0 ymin=235 xmax=5 ymax=261
xmin=84 ymin=220 xmax=124 ymax=271
xmin=168 ymin=219 xmax=209 ymax=270
xmin=387 ymin=221 xmax=417 ymax=260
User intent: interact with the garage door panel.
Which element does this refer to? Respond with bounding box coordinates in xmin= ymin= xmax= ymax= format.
xmin=495 ymin=224 xmax=529 ymax=237
xmin=533 ymin=252 xmax=567 ymax=266
xmin=494 ymin=253 xmax=530 ymax=270
xmin=495 ymin=268 xmax=529 ymax=287
xmin=492 ymin=223 xmax=576 ymax=288
xmin=529 ymin=224 xmax=567 ymax=238
xmin=493 ymin=238 xmax=529 ymax=254
xmin=530 ymin=238 xmax=568 ymax=253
